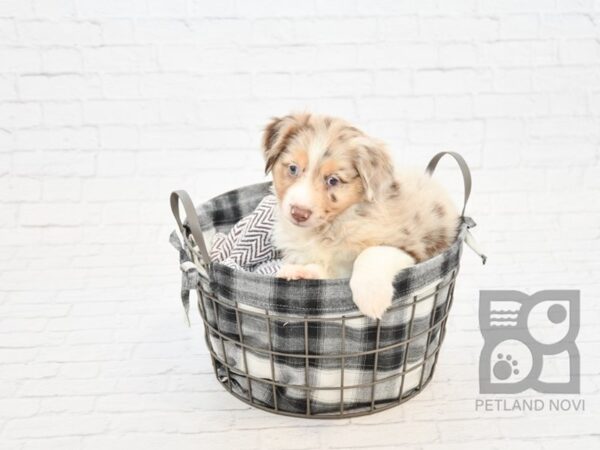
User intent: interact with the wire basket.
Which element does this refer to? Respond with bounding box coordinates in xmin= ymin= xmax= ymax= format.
xmin=170 ymin=152 xmax=480 ymax=418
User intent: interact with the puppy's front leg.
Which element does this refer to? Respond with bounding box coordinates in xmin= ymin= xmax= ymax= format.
xmin=350 ymin=246 xmax=415 ymax=319
xmin=277 ymin=263 xmax=327 ymax=280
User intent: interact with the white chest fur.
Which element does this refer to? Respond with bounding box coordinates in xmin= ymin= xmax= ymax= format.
xmin=272 ymin=213 xmax=357 ymax=278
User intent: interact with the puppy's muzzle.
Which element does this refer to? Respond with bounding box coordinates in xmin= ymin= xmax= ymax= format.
xmin=290 ymin=205 xmax=312 ymax=223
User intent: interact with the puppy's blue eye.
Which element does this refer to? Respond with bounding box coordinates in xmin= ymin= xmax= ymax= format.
xmin=288 ymin=164 xmax=299 ymax=176
xmin=326 ymin=176 xmax=339 ymax=187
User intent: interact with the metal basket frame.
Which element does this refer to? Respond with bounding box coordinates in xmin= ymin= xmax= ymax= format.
xmin=170 ymin=151 xmax=475 ymax=419
xmin=194 ymin=267 xmax=458 ymax=418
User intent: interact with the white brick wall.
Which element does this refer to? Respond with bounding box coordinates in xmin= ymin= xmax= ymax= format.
xmin=1 ymin=1 xmax=599 ymax=449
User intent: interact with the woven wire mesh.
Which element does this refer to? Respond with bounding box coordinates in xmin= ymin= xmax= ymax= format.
xmin=194 ymin=265 xmax=459 ymax=419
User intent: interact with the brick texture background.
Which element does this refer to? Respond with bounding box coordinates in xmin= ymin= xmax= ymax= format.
xmin=1 ymin=1 xmax=599 ymax=449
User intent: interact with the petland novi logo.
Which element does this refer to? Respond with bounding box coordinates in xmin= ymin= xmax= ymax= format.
xmin=475 ymin=290 xmax=584 ymax=412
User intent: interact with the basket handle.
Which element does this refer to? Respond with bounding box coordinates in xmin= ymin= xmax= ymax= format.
xmin=425 ymin=151 xmax=471 ymax=218
xmin=170 ymin=190 xmax=210 ymax=264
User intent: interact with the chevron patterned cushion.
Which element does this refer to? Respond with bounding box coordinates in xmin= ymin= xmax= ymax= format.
xmin=209 ymin=194 xmax=282 ymax=274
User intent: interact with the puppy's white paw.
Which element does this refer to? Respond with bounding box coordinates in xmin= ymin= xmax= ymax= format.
xmin=350 ymin=268 xmax=394 ymax=319
xmin=277 ymin=263 xmax=326 ymax=280
xmin=350 ymin=246 xmax=416 ymax=319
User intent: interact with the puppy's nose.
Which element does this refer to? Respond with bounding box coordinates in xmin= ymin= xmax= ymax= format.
xmin=290 ymin=205 xmax=312 ymax=223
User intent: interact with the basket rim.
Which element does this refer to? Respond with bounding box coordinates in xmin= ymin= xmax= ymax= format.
xmin=190 ymin=182 xmax=466 ymax=315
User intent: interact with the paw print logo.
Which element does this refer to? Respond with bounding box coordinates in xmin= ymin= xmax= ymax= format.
xmin=493 ymin=353 xmax=519 ymax=380
xmin=486 ymin=339 xmax=531 ymax=385
xmin=479 ymin=290 xmax=580 ymax=394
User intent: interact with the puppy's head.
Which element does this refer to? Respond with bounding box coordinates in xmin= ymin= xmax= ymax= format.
xmin=263 ymin=113 xmax=395 ymax=229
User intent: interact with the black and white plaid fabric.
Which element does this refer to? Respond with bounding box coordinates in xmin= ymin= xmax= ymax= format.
xmin=171 ymin=182 xmax=468 ymax=416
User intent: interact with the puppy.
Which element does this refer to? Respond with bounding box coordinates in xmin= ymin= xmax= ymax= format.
xmin=263 ymin=113 xmax=459 ymax=318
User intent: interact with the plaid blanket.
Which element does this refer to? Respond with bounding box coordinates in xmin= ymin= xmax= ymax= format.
xmin=171 ymin=182 xmax=466 ymax=415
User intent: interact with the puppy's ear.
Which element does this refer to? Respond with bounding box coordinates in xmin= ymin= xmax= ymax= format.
xmin=354 ymin=137 xmax=395 ymax=202
xmin=262 ymin=114 xmax=307 ymax=174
